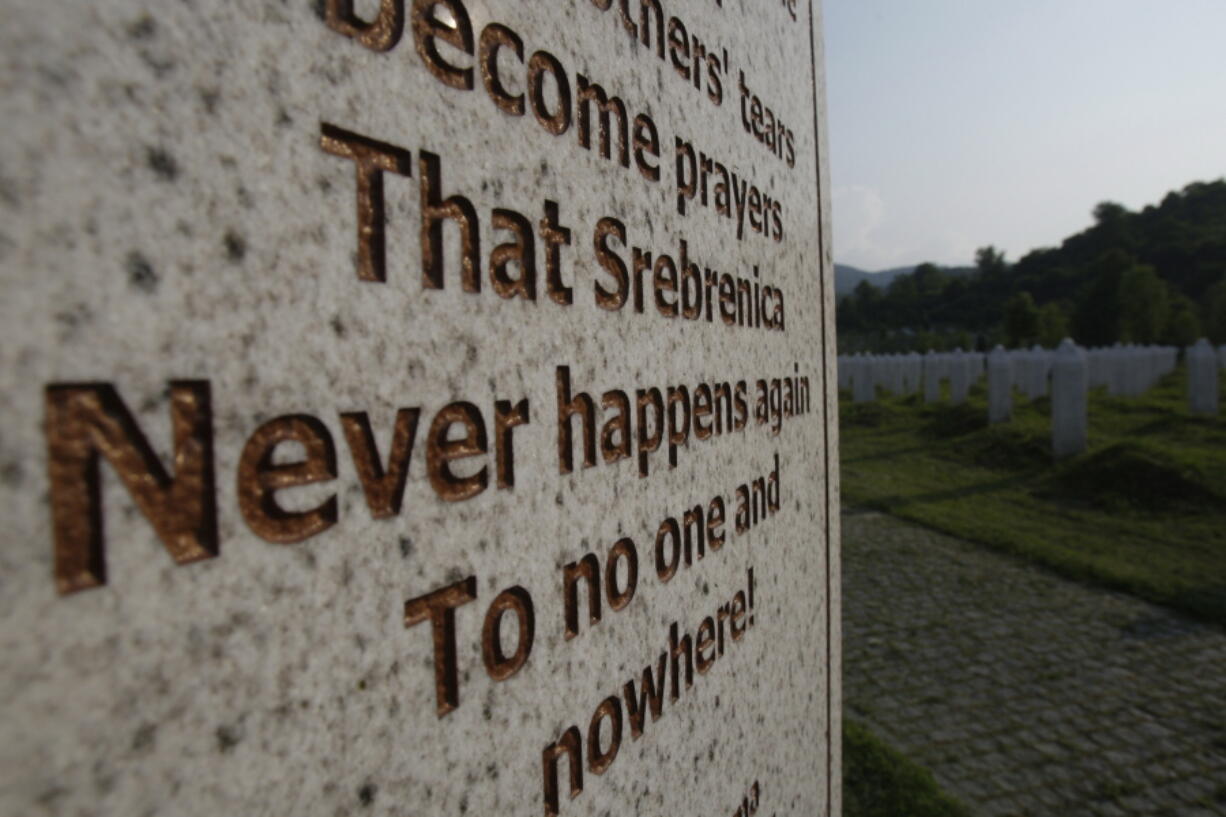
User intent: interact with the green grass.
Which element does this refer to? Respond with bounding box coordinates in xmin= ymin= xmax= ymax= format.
xmin=843 ymin=720 xmax=972 ymax=817
xmin=839 ymin=366 xmax=1226 ymax=625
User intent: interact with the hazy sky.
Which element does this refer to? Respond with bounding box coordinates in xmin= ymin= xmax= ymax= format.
xmin=825 ymin=0 xmax=1226 ymax=271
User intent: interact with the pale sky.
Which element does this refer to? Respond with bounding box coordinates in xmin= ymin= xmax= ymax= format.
xmin=825 ymin=0 xmax=1226 ymax=271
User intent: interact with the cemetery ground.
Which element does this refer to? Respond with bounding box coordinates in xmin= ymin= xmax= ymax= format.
xmin=840 ymin=365 xmax=1226 ymax=626
xmin=842 ymin=510 xmax=1226 ymax=817
xmin=840 ymin=364 xmax=1226 ymax=816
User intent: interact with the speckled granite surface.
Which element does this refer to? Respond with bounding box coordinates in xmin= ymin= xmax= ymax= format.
xmin=0 ymin=1 xmax=838 ymax=814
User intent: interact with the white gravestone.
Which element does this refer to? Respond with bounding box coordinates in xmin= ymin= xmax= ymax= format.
xmin=1051 ymin=339 xmax=1089 ymax=458
xmin=987 ymin=345 xmax=1013 ymax=425
xmin=1106 ymin=344 xmax=1126 ymax=397
xmin=948 ymin=348 xmax=970 ymax=405
xmin=1188 ymin=338 xmax=1220 ymax=416
xmin=852 ymin=355 xmax=875 ymax=404
xmin=1029 ymin=344 xmax=1050 ymax=399
xmin=837 ymin=356 xmax=852 ymax=392
xmin=906 ymin=351 xmax=922 ymax=395
xmin=923 ymin=351 xmax=942 ymax=404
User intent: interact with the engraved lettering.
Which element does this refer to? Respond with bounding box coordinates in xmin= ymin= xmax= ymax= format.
xmin=411 ymin=0 xmax=474 ymax=90
xmin=481 ymin=585 xmax=534 ymax=681
xmin=587 ymin=696 xmax=622 ymax=774
xmin=490 ymin=208 xmax=536 ymax=300
xmin=562 ymin=553 xmax=601 ymax=640
xmin=556 ymin=365 xmax=596 ymax=474
xmin=425 ymin=401 xmax=488 ymax=502
xmin=542 ymin=726 xmax=583 ymax=817
xmin=237 ymin=415 xmax=338 ymax=544
xmin=493 ymin=398 xmax=530 ymax=490
xmin=420 ymin=150 xmax=480 ymax=292
xmin=576 ymin=74 xmax=628 ymax=167
xmin=324 ymin=0 xmax=405 ymax=52
xmin=479 ymin=23 xmax=525 ymax=116
xmin=45 ymin=382 xmax=216 ymax=595
xmin=604 ymin=536 xmax=637 ymax=611
xmin=319 ymin=124 xmax=413 ymax=284
xmin=340 ymin=408 xmax=421 ymax=518
xmin=405 ymin=575 xmax=478 ymax=716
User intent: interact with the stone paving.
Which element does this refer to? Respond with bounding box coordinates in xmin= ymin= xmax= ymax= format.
xmin=843 ymin=510 xmax=1226 ymax=817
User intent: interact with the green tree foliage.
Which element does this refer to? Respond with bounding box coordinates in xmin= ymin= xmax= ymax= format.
xmin=1117 ymin=264 xmax=1169 ymax=344
xmin=975 ymin=245 xmax=1007 ymax=278
xmin=1072 ymin=250 xmax=1128 ymax=346
xmin=1037 ymin=302 xmax=1070 ymax=347
xmin=913 ymin=262 xmax=948 ymax=298
xmin=1004 ymin=291 xmax=1040 ymax=346
xmin=1093 ymin=200 xmax=1128 ymax=225
xmin=1163 ymin=295 xmax=1202 ymax=346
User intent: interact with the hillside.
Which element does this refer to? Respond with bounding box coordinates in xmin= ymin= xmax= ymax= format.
xmin=836 ymin=264 xmax=914 ymax=296
xmin=836 ymin=264 xmax=975 ymax=297
xmin=837 ymin=179 xmax=1226 ymax=351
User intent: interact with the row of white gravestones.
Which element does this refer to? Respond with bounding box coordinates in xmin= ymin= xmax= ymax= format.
xmin=839 ymin=340 xmax=1222 ymax=420
xmin=1087 ymin=344 xmax=1179 ymax=397
xmin=985 ymin=341 xmax=1088 ymax=456
xmin=838 ymin=352 xmax=922 ymax=402
xmin=988 ymin=343 xmax=1182 ymax=422
xmin=839 ymin=339 xmax=1223 ymax=460
xmin=1012 ymin=345 xmax=1054 ymax=399
xmin=837 ymin=350 xmax=987 ymax=405
xmin=1007 ymin=339 xmax=1221 ymax=457
xmin=989 ymin=343 xmax=1177 ymax=407
xmin=990 ymin=340 xmax=1220 ymax=457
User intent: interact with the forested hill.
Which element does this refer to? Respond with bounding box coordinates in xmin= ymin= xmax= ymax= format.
xmin=837 ymin=178 xmax=1226 ymax=351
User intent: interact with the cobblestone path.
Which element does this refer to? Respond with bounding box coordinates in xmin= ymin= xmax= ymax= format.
xmin=843 ymin=510 xmax=1226 ymax=817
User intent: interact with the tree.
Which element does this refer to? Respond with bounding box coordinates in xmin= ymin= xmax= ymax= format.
xmin=913 ymin=263 xmax=948 ymax=298
xmin=1092 ymin=201 xmax=1128 ymax=225
xmin=1117 ymin=264 xmax=1169 ymax=344
xmin=1037 ymin=303 xmax=1069 ymax=347
xmin=975 ymin=246 xmax=1007 ymax=279
xmin=887 ymin=274 xmax=919 ymax=301
xmin=833 ymin=179 xmax=1226 ymax=354
xmin=1072 ymin=249 xmax=1129 ymax=346
xmin=836 ymin=295 xmax=863 ymax=333
xmin=1163 ymin=295 xmax=1202 ymax=346
xmin=853 ymin=279 xmax=881 ymax=303
xmin=844 ymin=280 xmax=883 ymax=332
xmin=1004 ymin=291 xmax=1040 ymax=347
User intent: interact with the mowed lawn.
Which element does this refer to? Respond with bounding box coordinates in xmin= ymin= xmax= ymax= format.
xmin=839 ymin=365 xmax=1226 ymax=626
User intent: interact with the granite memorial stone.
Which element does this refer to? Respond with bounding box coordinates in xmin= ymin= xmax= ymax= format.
xmin=0 ymin=1 xmax=840 ymax=814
